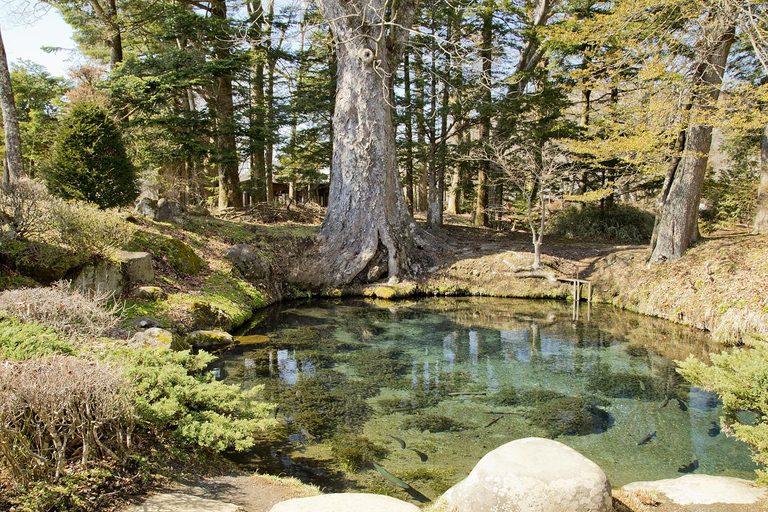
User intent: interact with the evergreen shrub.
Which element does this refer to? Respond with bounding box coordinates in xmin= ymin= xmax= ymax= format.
xmin=45 ymin=103 xmax=138 ymax=208
xmin=548 ymin=204 xmax=655 ymax=243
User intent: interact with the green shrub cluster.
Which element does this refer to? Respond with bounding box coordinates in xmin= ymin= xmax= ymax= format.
xmin=700 ymin=179 xmax=757 ymax=231
xmin=548 ymin=204 xmax=655 ymax=243
xmin=44 ymin=103 xmax=138 ymax=209
xmin=0 ymin=314 xmax=74 ymax=360
xmin=110 ymin=348 xmax=275 ymax=452
xmin=678 ymin=346 xmax=768 ymax=483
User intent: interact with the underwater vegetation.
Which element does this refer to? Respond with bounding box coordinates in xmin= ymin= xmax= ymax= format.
xmin=587 ymin=372 xmax=668 ymax=400
xmin=348 ymin=347 xmax=410 ymax=387
xmin=403 ymin=414 xmax=466 ymax=433
xmin=330 ymin=433 xmax=389 ymax=472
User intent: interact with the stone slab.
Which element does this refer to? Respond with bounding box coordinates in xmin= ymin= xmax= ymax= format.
xmin=269 ymin=493 xmax=420 ymax=512
xmin=123 ymin=492 xmax=243 ymax=512
xmin=623 ymin=475 xmax=767 ymax=506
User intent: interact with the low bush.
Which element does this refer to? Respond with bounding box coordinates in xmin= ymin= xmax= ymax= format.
xmin=678 ymin=346 xmax=768 ymax=484
xmin=0 ymin=356 xmax=133 ymax=487
xmin=548 ymin=204 xmax=655 ymax=244
xmin=109 ymin=348 xmax=275 ymax=452
xmin=700 ymin=179 xmax=757 ymax=231
xmin=0 ymin=178 xmax=53 ymax=242
xmin=0 ymin=313 xmax=74 ymax=360
xmin=51 ymin=200 xmax=136 ymax=259
xmin=0 ymin=282 xmax=122 ymax=339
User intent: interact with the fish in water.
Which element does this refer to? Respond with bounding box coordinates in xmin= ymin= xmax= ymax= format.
xmin=411 ymin=448 xmax=429 ymax=462
xmin=389 ymin=435 xmax=406 ymax=450
xmin=660 ymin=396 xmax=670 ymax=408
xmin=676 ymin=398 xmax=689 ymax=411
xmin=484 ymin=416 xmax=503 ymax=428
xmin=373 ymin=463 xmax=431 ymax=503
xmin=708 ymin=422 xmax=721 ymax=437
xmin=637 ymin=431 xmax=657 ymax=446
xmin=638 ymin=380 xmax=646 ymax=392
xmin=678 ymin=459 xmax=699 ymax=473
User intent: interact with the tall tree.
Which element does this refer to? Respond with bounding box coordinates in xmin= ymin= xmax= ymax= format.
xmin=474 ymin=0 xmax=493 ymax=227
xmin=649 ymin=9 xmax=736 ymax=261
xmin=311 ymin=0 xmax=426 ymax=286
xmin=0 ymin=28 xmax=23 ymax=185
xmin=755 ymin=121 xmax=768 ymax=233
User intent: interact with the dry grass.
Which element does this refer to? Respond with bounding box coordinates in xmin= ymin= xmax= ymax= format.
xmin=0 ymin=282 xmax=123 ymax=339
xmin=592 ymin=232 xmax=768 ymax=345
xmin=613 ymin=488 xmax=663 ymax=512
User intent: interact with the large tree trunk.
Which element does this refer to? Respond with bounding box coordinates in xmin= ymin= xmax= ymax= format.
xmin=311 ymin=0 xmax=424 ymax=286
xmin=754 ymin=122 xmax=768 ymax=234
xmin=0 ymin=28 xmax=22 ymax=185
xmin=403 ymin=50 xmax=415 ymax=213
xmin=649 ymin=18 xmax=735 ymax=262
xmin=264 ymin=0 xmax=276 ymax=204
xmin=211 ymin=0 xmax=242 ymax=209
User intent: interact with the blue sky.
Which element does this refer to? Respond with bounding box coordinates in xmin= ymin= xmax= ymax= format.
xmin=1 ymin=2 xmax=78 ymax=78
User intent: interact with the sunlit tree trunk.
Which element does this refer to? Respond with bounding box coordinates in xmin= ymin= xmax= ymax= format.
xmin=0 ymin=28 xmax=22 ymax=185
xmin=754 ymin=122 xmax=768 ymax=234
xmin=310 ymin=0 xmax=424 ymax=286
xmin=474 ymin=0 xmax=493 ymax=227
xmin=650 ymin=17 xmax=735 ymax=262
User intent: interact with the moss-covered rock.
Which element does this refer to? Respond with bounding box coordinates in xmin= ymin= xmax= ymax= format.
xmin=165 ymin=238 xmax=204 ymax=275
xmin=189 ymin=299 xmax=232 ymax=331
xmin=137 ymin=286 xmax=167 ymax=301
xmin=186 ymin=330 xmax=234 ymax=350
xmin=5 ymin=240 xmax=89 ymax=284
xmin=129 ymin=327 xmax=190 ymax=351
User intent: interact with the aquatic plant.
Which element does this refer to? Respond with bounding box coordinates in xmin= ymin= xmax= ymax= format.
xmin=403 ymin=414 xmax=465 ymax=433
xmin=330 ymin=434 xmax=388 ymax=472
xmin=349 ymin=347 xmax=410 ymax=387
xmin=526 ymin=395 xmax=612 ymax=437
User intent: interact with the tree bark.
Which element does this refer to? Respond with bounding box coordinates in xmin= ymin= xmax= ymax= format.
xmin=311 ymin=0 xmax=424 ymax=286
xmin=247 ymin=0 xmax=267 ymax=202
xmin=403 ymin=50 xmax=415 ymax=213
xmin=754 ymin=122 xmax=768 ymax=234
xmin=649 ymin=17 xmax=735 ymax=262
xmin=211 ymin=0 xmax=242 ymax=209
xmin=264 ymin=0 xmax=276 ymax=204
xmin=0 ymin=28 xmax=23 ymax=185
xmin=474 ymin=1 xmax=493 ymax=227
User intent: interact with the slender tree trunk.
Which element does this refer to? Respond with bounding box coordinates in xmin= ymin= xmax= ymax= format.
xmin=426 ymin=19 xmax=441 ymax=229
xmin=248 ymin=0 xmax=267 ymax=202
xmin=310 ymin=0 xmax=424 ymax=287
xmin=0 ymin=29 xmax=22 ymax=185
xmin=211 ymin=0 xmax=242 ymax=209
xmin=105 ymin=0 xmax=123 ymax=68
xmin=474 ymin=1 xmax=493 ymax=227
xmin=649 ymin=18 xmax=735 ymax=262
xmin=414 ymin=52 xmax=428 ymax=212
xmin=404 ymin=50 xmax=415 ymax=213
xmin=755 ymin=122 xmax=768 ymax=234
xmin=265 ymin=0 xmax=276 ymax=204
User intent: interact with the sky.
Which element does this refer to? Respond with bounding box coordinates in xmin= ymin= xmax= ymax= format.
xmin=1 ymin=2 xmax=79 ymax=78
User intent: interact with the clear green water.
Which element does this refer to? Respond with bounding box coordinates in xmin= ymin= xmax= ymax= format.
xmin=215 ymin=297 xmax=757 ymax=500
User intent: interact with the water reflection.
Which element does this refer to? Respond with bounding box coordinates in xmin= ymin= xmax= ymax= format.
xmin=219 ymin=297 xmax=756 ymax=498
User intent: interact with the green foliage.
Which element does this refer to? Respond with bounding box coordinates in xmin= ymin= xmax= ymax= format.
xmin=110 ymin=348 xmax=275 ymax=452
xmin=678 ymin=347 xmax=768 ymax=483
xmin=52 ymin=200 xmax=136 ymax=259
xmin=0 ymin=314 xmax=74 ymax=360
xmin=330 ymin=434 xmax=388 ymax=472
xmin=700 ymin=179 xmax=758 ymax=231
xmin=548 ymin=204 xmax=655 ymax=243
xmin=44 ymin=103 xmax=139 ymax=208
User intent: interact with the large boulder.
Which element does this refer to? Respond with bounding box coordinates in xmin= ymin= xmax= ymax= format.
xmin=135 ymin=197 xmax=158 ymax=218
xmin=72 ymin=261 xmax=125 ymax=297
xmin=117 ymin=250 xmax=154 ymax=283
xmin=189 ymin=299 xmax=231 ymax=330
xmin=623 ymin=475 xmax=767 ymax=506
xmin=436 ymin=437 xmax=612 ymax=512
xmin=122 ymin=492 xmax=243 ymax=512
xmin=155 ymin=198 xmax=187 ymax=224
xmin=187 ymin=330 xmax=234 ymax=351
xmin=129 ymin=327 xmax=190 ymax=351
xmin=270 ymin=493 xmax=420 ymax=512
xmin=225 ymin=244 xmax=270 ymax=281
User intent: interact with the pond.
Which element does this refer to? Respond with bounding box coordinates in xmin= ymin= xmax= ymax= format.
xmin=214 ymin=297 xmax=757 ymax=501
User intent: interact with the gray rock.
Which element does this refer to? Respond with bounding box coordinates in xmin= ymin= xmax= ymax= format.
xmin=190 ymin=300 xmax=231 ymax=330
xmin=117 ymin=250 xmax=154 ymax=283
xmin=122 ymin=492 xmax=243 ymax=512
xmin=436 ymin=437 xmax=612 ymax=512
xmin=129 ymin=327 xmax=189 ymax=351
xmin=136 ymin=286 xmax=167 ymax=301
xmin=156 ymin=198 xmax=188 ymax=224
xmin=225 ymin=244 xmax=270 ymax=281
xmin=623 ymin=475 xmax=767 ymax=506
xmin=187 ymin=330 xmax=234 ymax=350
xmin=135 ymin=197 xmax=158 ymax=218
xmin=72 ymin=261 xmax=125 ymax=297
xmin=270 ymin=493 xmax=420 ymax=512
xmin=130 ymin=316 xmax=162 ymax=329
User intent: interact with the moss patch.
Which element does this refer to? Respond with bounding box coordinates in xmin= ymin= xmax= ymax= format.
xmin=127 ymin=231 xmax=205 ymax=275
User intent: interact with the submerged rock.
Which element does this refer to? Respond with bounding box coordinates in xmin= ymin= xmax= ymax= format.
xmin=436 ymin=437 xmax=612 ymax=512
xmin=270 ymin=493 xmax=420 ymax=512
